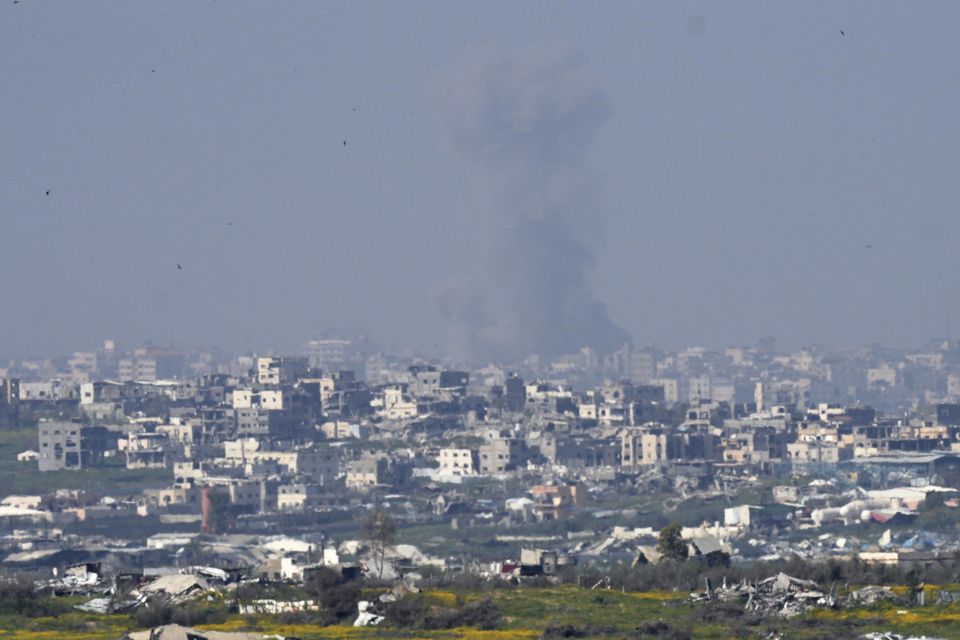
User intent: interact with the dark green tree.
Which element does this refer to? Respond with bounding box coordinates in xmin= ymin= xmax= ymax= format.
xmin=0 ymin=575 xmax=60 ymax=617
xmin=923 ymin=491 xmax=946 ymax=511
xmin=207 ymin=491 xmax=236 ymax=535
xmin=304 ymin=567 xmax=359 ymax=621
xmin=657 ymin=522 xmax=688 ymax=562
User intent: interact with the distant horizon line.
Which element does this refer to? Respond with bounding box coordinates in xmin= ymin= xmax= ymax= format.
xmin=2 ymin=333 xmax=959 ymax=365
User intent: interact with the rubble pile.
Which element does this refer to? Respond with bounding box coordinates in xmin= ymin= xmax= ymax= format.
xmin=353 ymin=578 xmax=420 ymax=627
xmin=846 ymin=585 xmax=906 ymax=607
xmin=860 ymin=634 xmax=946 ymax=640
xmin=353 ymin=599 xmax=385 ymax=627
xmin=689 ymin=573 xmax=916 ymax=619
xmin=745 ymin=573 xmax=834 ymax=617
xmin=690 ymin=572 xmax=924 ymax=620
xmin=45 ymin=562 xmax=107 ymax=595
xmin=121 ymin=625 xmax=279 ymax=640
xmin=689 ymin=572 xmax=835 ymax=618
xmin=136 ymin=574 xmax=211 ymax=604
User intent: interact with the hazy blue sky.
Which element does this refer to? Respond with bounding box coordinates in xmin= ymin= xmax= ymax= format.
xmin=2 ymin=1 xmax=959 ymax=359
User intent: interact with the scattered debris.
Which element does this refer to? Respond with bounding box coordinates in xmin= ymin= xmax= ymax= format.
xmin=122 ymin=624 xmax=275 ymax=639
xmin=689 ymin=572 xmax=924 ymax=619
xmin=861 ymin=634 xmax=946 ymax=640
xmin=937 ymin=589 xmax=960 ymax=604
xmin=353 ymin=600 xmax=385 ymax=627
xmin=846 ymin=585 xmax=905 ymax=607
xmin=74 ymin=597 xmax=112 ymax=614
xmin=239 ymin=599 xmax=322 ymax=615
xmin=136 ymin=574 xmax=210 ymax=604
xmin=689 ymin=572 xmax=834 ymax=618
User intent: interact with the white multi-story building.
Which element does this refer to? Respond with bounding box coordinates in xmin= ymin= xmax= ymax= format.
xmin=438 ymin=448 xmax=478 ymax=476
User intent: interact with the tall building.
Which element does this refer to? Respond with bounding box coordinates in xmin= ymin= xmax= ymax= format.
xmin=0 ymin=378 xmax=19 ymax=428
xmin=504 ymin=374 xmax=525 ymax=412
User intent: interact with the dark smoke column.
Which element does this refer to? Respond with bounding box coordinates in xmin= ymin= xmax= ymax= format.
xmin=433 ymin=45 xmax=631 ymax=362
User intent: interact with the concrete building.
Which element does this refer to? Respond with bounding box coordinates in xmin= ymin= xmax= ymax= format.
xmin=345 ymin=453 xmax=388 ymax=490
xmin=639 ymin=425 xmax=717 ymax=466
xmin=379 ymin=387 xmax=418 ymax=420
xmin=38 ymin=422 xmax=116 ymax=471
xmin=0 ymin=378 xmax=18 ymax=427
xmin=277 ymin=483 xmax=323 ymax=511
xmin=120 ymin=432 xmax=170 ymax=469
xmin=256 ymin=357 xmax=308 ymax=386
xmin=504 ymin=374 xmax=525 ymax=412
xmin=867 ymin=365 xmax=898 ymax=388
xmin=479 ymin=432 xmax=523 ymax=473
xmin=118 ymin=347 xmax=184 ymax=382
xmin=620 ymin=427 xmax=644 ymax=469
xmin=320 ymin=420 xmax=367 ymax=439
xmin=19 ymin=380 xmax=71 ymax=402
xmin=438 ymin=448 xmax=478 ymax=476
xmin=786 ymin=440 xmax=850 ymax=464
xmin=234 ymin=407 xmax=298 ymax=438
xmin=223 ymin=440 xmax=340 ymax=484
xmin=650 ymin=378 xmax=679 ymax=403
xmin=232 ymin=388 xmax=285 ymax=410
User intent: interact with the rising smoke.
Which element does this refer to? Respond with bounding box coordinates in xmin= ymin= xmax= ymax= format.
xmin=433 ymin=45 xmax=630 ymax=362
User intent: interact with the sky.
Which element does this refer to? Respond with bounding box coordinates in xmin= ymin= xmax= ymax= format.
xmin=2 ymin=1 xmax=960 ymax=360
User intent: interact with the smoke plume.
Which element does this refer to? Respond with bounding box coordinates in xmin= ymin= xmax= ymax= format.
xmin=433 ymin=45 xmax=630 ymax=362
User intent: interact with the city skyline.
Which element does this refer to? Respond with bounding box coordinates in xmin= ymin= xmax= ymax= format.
xmin=6 ymin=3 xmax=960 ymax=636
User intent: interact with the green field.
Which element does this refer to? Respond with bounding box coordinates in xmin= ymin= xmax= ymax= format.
xmin=0 ymin=428 xmax=169 ymax=496
xmin=0 ymin=586 xmax=958 ymax=639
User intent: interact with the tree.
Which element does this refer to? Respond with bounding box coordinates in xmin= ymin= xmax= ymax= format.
xmin=923 ymin=491 xmax=946 ymax=511
xmin=657 ymin=522 xmax=688 ymax=562
xmin=363 ymin=509 xmax=397 ymax=579
xmin=704 ymin=550 xmax=731 ymax=568
xmin=0 ymin=575 xmax=57 ymax=617
xmin=304 ymin=567 xmax=359 ymax=621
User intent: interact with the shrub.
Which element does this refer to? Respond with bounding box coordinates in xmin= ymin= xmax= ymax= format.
xmin=384 ymin=593 xmax=429 ymax=628
xmin=276 ymin=609 xmax=337 ymax=626
xmin=303 ymin=566 xmax=342 ymax=593
xmin=303 ymin=566 xmax=361 ymax=621
xmin=696 ymin=600 xmax=750 ymax=623
xmin=430 ymin=596 xmax=501 ymax=630
xmin=385 ymin=594 xmax=502 ymax=630
xmin=133 ymin=600 xmax=228 ymax=628
xmin=0 ymin=576 xmax=63 ymax=617
xmin=171 ymin=601 xmax=227 ymax=626
xmin=133 ymin=602 xmax=173 ymax=628
xmin=542 ymin=622 xmax=591 ymax=638
xmin=541 ymin=622 xmax=619 ymax=638
xmin=319 ymin=582 xmax=361 ymax=621
xmin=632 ymin=620 xmax=691 ymax=640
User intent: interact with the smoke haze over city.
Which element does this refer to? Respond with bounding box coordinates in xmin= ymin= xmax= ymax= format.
xmin=432 ymin=45 xmax=629 ymax=360
xmin=3 ymin=2 xmax=960 ymax=358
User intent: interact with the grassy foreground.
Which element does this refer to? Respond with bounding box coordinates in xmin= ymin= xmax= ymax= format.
xmin=1 ymin=586 xmax=960 ymax=639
